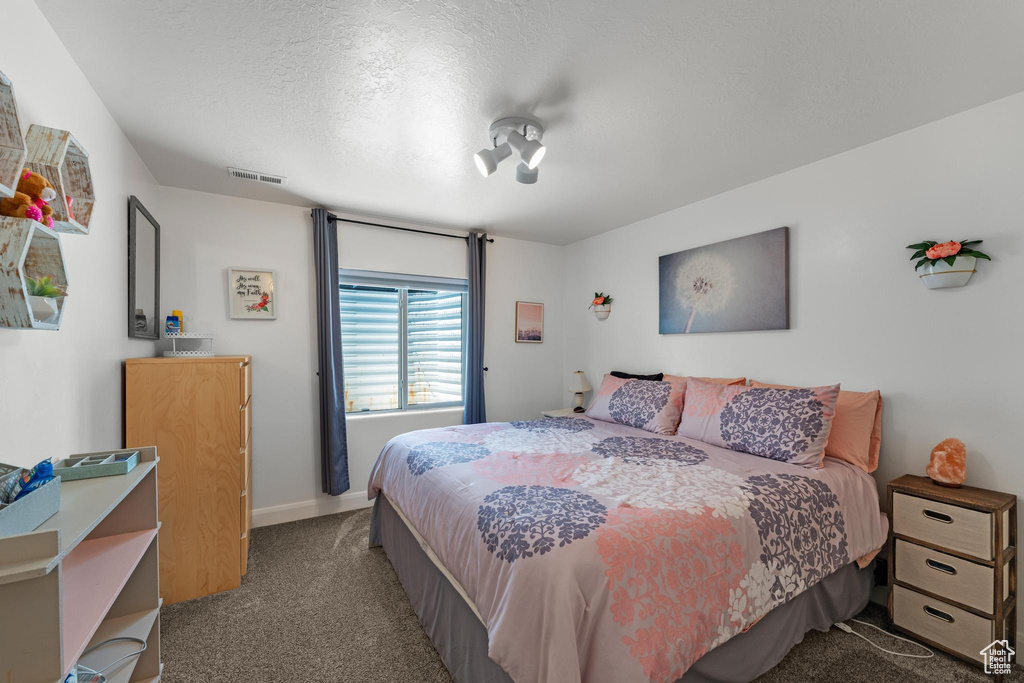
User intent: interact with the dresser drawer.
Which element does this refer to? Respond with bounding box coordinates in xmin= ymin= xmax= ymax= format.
xmin=892 ymin=585 xmax=992 ymax=663
xmin=240 ymin=396 xmax=251 ymax=447
xmin=894 ymin=539 xmax=994 ymax=614
xmin=240 ymin=360 xmax=251 ymax=405
xmin=892 ymin=492 xmax=994 ymax=560
xmin=241 ymin=431 xmax=251 ymax=493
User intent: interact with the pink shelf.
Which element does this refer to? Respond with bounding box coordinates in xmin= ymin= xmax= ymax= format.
xmin=60 ymin=528 xmax=158 ymax=673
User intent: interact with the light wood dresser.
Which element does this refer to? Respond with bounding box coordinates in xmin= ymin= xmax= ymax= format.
xmin=125 ymin=356 xmax=252 ymax=605
xmin=887 ymin=475 xmax=1016 ymax=674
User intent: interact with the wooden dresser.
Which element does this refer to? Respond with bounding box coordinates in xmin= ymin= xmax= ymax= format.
xmin=887 ymin=475 xmax=1017 ymax=672
xmin=125 ymin=356 xmax=252 ymax=605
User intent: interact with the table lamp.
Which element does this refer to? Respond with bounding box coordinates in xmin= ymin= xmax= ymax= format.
xmin=568 ymin=371 xmax=592 ymax=413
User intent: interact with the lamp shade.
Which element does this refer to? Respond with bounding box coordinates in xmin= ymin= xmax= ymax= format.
xmin=568 ymin=370 xmax=592 ymax=394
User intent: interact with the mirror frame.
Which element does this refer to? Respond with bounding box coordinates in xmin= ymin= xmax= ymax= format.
xmin=127 ymin=195 xmax=161 ymax=340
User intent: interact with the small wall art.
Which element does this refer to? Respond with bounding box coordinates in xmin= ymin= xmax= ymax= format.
xmin=514 ymin=301 xmax=543 ymax=343
xmin=659 ymin=226 xmax=789 ymax=334
xmin=229 ymin=267 xmax=277 ymax=319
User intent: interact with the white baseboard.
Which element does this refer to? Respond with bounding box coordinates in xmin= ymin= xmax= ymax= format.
xmin=252 ymin=490 xmax=374 ymax=528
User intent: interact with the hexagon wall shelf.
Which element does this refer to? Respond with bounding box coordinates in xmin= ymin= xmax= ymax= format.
xmin=0 ymin=70 xmax=27 ymax=199
xmin=24 ymin=125 xmax=96 ymax=235
xmin=0 ymin=217 xmax=69 ymax=330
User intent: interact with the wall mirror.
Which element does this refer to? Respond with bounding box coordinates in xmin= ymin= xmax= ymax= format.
xmin=128 ymin=195 xmax=160 ymax=339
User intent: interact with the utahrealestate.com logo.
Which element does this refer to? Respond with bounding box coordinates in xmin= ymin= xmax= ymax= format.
xmin=980 ymin=640 xmax=1014 ymax=675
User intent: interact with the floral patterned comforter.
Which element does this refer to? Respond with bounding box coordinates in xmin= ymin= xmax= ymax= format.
xmin=368 ymin=417 xmax=888 ymax=683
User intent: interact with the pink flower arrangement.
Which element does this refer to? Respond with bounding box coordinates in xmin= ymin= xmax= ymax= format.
xmin=925 ymin=241 xmax=961 ymax=259
xmin=907 ymin=239 xmax=990 ymax=270
xmin=589 ymin=291 xmax=613 ymax=308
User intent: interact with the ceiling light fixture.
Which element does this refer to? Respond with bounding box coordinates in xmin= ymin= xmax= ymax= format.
xmin=515 ymin=162 xmax=538 ymax=184
xmin=474 ymin=116 xmax=546 ymax=182
xmin=473 ymin=142 xmax=512 ymax=177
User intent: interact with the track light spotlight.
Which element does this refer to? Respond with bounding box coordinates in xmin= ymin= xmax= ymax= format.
xmin=515 ymin=162 xmax=538 ymax=184
xmin=474 ymin=116 xmax=546 ymax=182
xmin=507 ymin=130 xmax=546 ymax=170
xmin=474 ymin=142 xmax=512 ymax=177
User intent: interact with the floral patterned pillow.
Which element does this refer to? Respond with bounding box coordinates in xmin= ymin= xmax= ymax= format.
xmin=677 ymin=377 xmax=841 ymax=468
xmin=585 ymin=374 xmax=686 ymax=435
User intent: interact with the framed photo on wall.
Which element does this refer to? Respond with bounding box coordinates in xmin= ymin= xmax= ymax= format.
xmin=229 ymin=267 xmax=277 ymax=319
xmin=515 ymin=301 xmax=544 ymax=343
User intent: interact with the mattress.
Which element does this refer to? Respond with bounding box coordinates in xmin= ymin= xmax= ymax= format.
xmin=371 ymin=493 xmax=875 ymax=683
xmin=368 ymin=417 xmax=888 ymax=683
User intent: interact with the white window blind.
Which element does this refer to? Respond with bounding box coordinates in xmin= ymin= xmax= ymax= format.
xmin=339 ymin=269 xmax=467 ymax=414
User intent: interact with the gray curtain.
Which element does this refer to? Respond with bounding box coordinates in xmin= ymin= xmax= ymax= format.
xmin=464 ymin=232 xmax=487 ymax=424
xmin=312 ymin=208 xmax=350 ymax=495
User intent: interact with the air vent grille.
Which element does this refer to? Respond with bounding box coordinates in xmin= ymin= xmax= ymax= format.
xmin=228 ymin=167 xmax=287 ymax=186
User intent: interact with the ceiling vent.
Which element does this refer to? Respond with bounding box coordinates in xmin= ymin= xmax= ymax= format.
xmin=228 ymin=167 xmax=287 ymax=186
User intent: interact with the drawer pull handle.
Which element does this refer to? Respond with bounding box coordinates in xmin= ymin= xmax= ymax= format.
xmin=923 ymin=605 xmax=955 ymax=623
xmin=922 ymin=509 xmax=953 ymax=524
xmin=925 ymin=558 xmax=957 ymax=575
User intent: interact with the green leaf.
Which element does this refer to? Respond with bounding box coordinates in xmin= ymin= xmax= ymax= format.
xmin=971 ymin=251 xmax=991 ymax=261
xmin=915 ymin=257 xmax=931 ymax=271
xmin=906 ymin=242 xmax=931 ymax=250
xmin=960 ymin=239 xmax=982 ymax=247
xmin=944 ymin=256 xmax=957 ymax=267
xmin=909 ymin=249 xmax=927 ymax=260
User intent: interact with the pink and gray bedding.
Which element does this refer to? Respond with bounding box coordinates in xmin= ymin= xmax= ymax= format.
xmin=368 ymin=416 xmax=887 ymax=683
xmin=676 ymin=377 xmax=841 ymax=468
xmin=585 ymin=374 xmax=686 ymax=434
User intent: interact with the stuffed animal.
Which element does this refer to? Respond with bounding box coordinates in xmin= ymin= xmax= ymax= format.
xmin=0 ymin=169 xmax=58 ymax=228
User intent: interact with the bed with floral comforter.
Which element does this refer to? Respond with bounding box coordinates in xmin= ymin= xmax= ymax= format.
xmin=368 ymin=416 xmax=887 ymax=683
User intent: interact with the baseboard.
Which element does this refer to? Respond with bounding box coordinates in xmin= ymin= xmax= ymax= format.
xmin=252 ymin=490 xmax=373 ymax=528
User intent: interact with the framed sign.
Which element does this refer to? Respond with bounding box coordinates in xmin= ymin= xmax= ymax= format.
xmin=514 ymin=301 xmax=543 ymax=343
xmin=229 ymin=267 xmax=277 ymax=319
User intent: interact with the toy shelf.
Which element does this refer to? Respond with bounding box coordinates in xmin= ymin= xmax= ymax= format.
xmin=0 ymin=216 xmax=70 ymax=330
xmin=0 ymin=70 xmax=27 ymax=198
xmin=24 ymin=124 xmax=96 ymax=235
xmin=0 ymin=447 xmax=162 ymax=682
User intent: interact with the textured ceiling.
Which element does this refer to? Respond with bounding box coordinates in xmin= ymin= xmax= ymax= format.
xmin=36 ymin=0 xmax=1024 ymax=245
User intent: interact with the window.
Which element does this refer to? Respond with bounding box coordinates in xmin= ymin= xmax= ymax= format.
xmin=339 ymin=269 xmax=467 ymax=413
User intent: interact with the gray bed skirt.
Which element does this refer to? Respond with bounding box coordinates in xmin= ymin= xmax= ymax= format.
xmin=370 ymin=494 xmax=874 ymax=683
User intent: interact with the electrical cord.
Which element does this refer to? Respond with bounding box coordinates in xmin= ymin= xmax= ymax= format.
xmin=75 ymin=636 xmax=148 ymax=682
xmin=834 ymin=620 xmax=933 ymax=659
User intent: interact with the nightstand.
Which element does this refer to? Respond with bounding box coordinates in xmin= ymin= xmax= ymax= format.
xmin=541 ymin=408 xmax=583 ymax=418
xmin=887 ymin=475 xmax=1017 ymax=674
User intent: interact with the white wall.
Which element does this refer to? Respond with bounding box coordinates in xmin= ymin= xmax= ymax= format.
xmin=158 ymin=187 xmax=566 ymax=525
xmin=563 ymin=92 xmax=1024 ymax=622
xmin=0 ymin=0 xmax=160 ymax=468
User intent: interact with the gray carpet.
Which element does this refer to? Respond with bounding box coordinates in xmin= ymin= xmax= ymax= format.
xmin=162 ymin=508 xmax=1016 ymax=682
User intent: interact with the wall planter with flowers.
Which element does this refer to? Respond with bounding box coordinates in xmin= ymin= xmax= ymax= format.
xmin=590 ymin=292 xmax=612 ymax=319
xmin=907 ymin=239 xmax=990 ymax=290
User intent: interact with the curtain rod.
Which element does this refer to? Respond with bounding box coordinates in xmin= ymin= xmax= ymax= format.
xmin=325 ymin=213 xmax=493 ymax=243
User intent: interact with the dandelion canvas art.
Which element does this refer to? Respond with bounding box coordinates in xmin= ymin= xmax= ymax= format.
xmin=659 ymin=227 xmax=788 ymax=334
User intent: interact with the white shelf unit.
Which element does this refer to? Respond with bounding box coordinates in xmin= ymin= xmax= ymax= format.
xmin=163 ymin=331 xmax=214 ymax=357
xmin=0 ymin=447 xmax=162 ymax=682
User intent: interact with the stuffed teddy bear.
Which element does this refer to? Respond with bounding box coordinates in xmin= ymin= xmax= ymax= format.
xmin=0 ymin=169 xmax=58 ymax=228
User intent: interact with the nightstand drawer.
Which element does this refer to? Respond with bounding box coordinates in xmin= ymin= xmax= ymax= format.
xmin=892 ymin=492 xmax=993 ymax=560
xmin=894 ymin=540 xmax=994 ymax=613
xmin=892 ymin=585 xmax=991 ymax=663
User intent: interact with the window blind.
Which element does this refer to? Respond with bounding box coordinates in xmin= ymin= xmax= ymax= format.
xmin=339 ymin=284 xmax=401 ymax=412
xmin=339 ymin=271 xmax=467 ymax=413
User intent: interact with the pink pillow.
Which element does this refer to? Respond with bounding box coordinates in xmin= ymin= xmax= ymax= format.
xmin=585 ymin=374 xmax=685 ymax=435
xmin=750 ymin=380 xmax=882 ymax=473
xmin=677 ymin=377 xmax=840 ymax=468
xmin=663 ymin=374 xmax=747 ymax=387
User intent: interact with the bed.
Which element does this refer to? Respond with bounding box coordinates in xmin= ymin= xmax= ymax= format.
xmin=368 ymin=416 xmax=888 ymax=683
